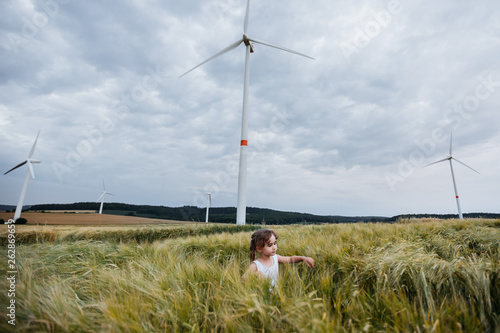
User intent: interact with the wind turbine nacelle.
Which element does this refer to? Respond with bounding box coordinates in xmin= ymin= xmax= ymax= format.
xmin=242 ymin=34 xmax=255 ymax=53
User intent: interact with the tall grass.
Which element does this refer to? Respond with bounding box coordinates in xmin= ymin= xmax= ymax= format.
xmin=1 ymin=219 xmax=499 ymax=332
xmin=0 ymin=224 xmax=261 ymax=246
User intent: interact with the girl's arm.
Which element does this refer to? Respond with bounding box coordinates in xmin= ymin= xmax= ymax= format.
xmin=277 ymin=255 xmax=315 ymax=268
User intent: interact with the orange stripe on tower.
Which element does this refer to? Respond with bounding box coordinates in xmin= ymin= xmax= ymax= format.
xmin=456 ymin=196 xmax=459 ymax=198
xmin=241 ymin=140 xmax=248 ymax=146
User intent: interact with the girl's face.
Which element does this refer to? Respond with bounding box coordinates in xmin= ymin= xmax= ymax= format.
xmin=257 ymin=235 xmax=277 ymax=257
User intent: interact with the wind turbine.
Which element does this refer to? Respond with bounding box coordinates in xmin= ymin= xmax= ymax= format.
xmin=4 ymin=130 xmax=41 ymax=221
xmin=98 ymin=179 xmax=116 ymax=214
xmin=205 ymin=192 xmax=211 ymax=223
xmin=424 ymin=133 xmax=479 ymax=219
xmin=181 ymin=0 xmax=314 ymax=225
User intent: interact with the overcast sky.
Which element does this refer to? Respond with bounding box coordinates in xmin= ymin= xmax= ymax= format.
xmin=1 ymin=0 xmax=499 ymax=218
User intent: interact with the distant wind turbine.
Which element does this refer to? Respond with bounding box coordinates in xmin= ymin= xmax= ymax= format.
xmin=98 ymin=179 xmax=116 ymax=214
xmin=205 ymin=192 xmax=211 ymax=223
xmin=181 ymin=0 xmax=314 ymax=225
xmin=424 ymin=133 xmax=479 ymax=219
xmin=4 ymin=130 xmax=41 ymax=221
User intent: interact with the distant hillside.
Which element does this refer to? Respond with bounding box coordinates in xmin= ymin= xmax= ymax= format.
xmin=27 ymin=202 xmax=500 ymax=224
xmin=387 ymin=213 xmax=500 ymax=222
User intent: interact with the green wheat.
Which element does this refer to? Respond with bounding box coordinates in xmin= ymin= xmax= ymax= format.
xmin=0 ymin=219 xmax=499 ymax=332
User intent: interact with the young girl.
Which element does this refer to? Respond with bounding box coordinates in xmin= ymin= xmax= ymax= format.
xmin=244 ymin=229 xmax=315 ymax=288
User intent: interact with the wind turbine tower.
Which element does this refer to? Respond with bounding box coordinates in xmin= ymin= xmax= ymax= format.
xmin=425 ymin=134 xmax=479 ymax=219
xmin=4 ymin=130 xmax=41 ymax=221
xmin=98 ymin=179 xmax=116 ymax=214
xmin=181 ymin=0 xmax=314 ymax=225
xmin=205 ymin=192 xmax=211 ymax=223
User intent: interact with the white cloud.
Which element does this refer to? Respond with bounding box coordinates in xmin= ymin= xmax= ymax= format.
xmin=1 ymin=0 xmax=499 ymax=218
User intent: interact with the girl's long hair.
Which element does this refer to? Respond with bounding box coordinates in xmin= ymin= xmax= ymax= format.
xmin=249 ymin=229 xmax=278 ymax=262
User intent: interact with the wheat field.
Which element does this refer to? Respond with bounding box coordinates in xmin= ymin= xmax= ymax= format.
xmin=0 ymin=218 xmax=499 ymax=332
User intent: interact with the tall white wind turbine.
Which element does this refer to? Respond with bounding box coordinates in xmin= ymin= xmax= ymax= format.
xmin=425 ymin=133 xmax=479 ymax=219
xmin=205 ymin=192 xmax=211 ymax=223
xmin=181 ymin=0 xmax=314 ymax=225
xmin=4 ymin=130 xmax=41 ymax=221
xmin=98 ymin=179 xmax=116 ymax=214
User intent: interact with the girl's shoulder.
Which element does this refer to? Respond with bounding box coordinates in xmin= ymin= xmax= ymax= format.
xmin=252 ymin=258 xmax=264 ymax=267
xmin=248 ymin=261 xmax=258 ymax=271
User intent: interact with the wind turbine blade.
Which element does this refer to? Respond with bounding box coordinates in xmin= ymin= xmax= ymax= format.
xmin=449 ymin=132 xmax=453 ymax=156
xmin=423 ymin=157 xmax=450 ymax=168
xmin=98 ymin=193 xmax=105 ymax=201
xmin=244 ymin=0 xmax=250 ymax=34
xmin=28 ymin=161 xmax=35 ymax=179
xmin=179 ymin=38 xmax=244 ymax=78
xmin=102 ymin=179 xmax=106 ymax=191
xmin=28 ymin=130 xmax=41 ymax=158
xmin=4 ymin=161 xmax=27 ymax=175
xmin=107 ymin=193 xmax=117 ymax=196
xmin=248 ymin=37 xmax=315 ymax=60
xmin=452 ymin=158 xmax=480 ymax=174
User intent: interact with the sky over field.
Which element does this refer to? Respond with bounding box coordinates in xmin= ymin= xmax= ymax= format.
xmin=1 ymin=0 xmax=499 ymax=217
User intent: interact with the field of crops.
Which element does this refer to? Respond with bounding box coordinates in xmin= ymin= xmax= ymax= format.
xmin=0 ymin=212 xmax=189 ymax=225
xmin=1 ymin=218 xmax=499 ymax=332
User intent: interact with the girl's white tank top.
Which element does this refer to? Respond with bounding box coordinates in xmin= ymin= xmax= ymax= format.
xmin=252 ymin=255 xmax=279 ymax=287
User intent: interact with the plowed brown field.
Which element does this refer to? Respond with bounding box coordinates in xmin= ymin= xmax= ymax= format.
xmin=0 ymin=212 xmax=189 ymax=225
